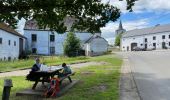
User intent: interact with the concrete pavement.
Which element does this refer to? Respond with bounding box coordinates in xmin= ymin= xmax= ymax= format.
xmin=119 ymin=51 xmax=170 ymax=100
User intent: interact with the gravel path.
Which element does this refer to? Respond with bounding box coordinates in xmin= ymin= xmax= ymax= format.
xmin=0 ymin=61 xmax=103 ymax=77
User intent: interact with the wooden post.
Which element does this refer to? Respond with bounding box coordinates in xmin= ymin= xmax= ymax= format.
xmin=2 ymin=79 xmax=13 ymax=100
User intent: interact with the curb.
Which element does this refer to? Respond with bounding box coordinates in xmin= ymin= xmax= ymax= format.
xmin=119 ymin=57 xmax=141 ymax=100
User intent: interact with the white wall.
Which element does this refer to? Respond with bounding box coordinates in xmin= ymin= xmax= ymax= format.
xmin=121 ymin=32 xmax=170 ymax=51
xmin=0 ymin=30 xmax=20 ymax=60
xmin=24 ymin=30 xmax=93 ymax=55
xmin=90 ymin=38 xmax=108 ymax=54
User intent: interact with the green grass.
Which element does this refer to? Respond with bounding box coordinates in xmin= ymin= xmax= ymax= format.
xmin=0 ymin=56 xmax=89 ymax=72
xmin=0 ymin=54 xmax=122 ymax=100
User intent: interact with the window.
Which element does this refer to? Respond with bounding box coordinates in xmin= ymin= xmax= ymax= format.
xmin=50 ymin=47 xmax=55 ymax=54
xmin=0 ymin=38 xmax=2 ymax=44
xmin=162 ymin=35 xmax=165 ymax=39
xmin=50 ymin=35 xmax=55 ymax=42
xmin=144 ymin=38 xmax=147 ymax=42
xmin=153 ymin=43 xmax=156 ymax=47
xmin=32 ymin=48 xmax=37 ymax=54
xmin=141 ymin=44 xmax=143 ymax=46
xmin=169 ymin=42 xmax=170 ymax=46
xmin=14 ymin=41 xmax=16 ymax=46
xmin=8 ymin=40 xmax=10 ymax=45
xmin=153 ymin=36 xmax=156 ymax=40
xmin=32 ymin=34 xmax=37 ymax=42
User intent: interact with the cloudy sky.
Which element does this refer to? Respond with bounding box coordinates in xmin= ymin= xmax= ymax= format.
xmin=101 ymin=0 xmax=170 ymax=45
xmin=17 ymin=0 xmax=170 ymax=45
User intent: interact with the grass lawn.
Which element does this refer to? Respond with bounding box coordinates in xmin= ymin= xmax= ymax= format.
xmin=0 ymin=54 xmax=122 ymax=100
xmin=0 ymin=56 xmax=89 ymax=72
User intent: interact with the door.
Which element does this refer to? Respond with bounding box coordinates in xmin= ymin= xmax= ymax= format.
xmin=162 ymin=42 xmax=166 ymax=49
xmin=145 ymin=44 xmax=147 ymax=50
xmin=131 ymin=43 xmax=137 ymax=51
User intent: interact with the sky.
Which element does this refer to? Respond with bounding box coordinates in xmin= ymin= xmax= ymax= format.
xmin=17 ymin=0 xmax=170 ymax=45
xmin=100 ymin=0 xmax=170 ymax=45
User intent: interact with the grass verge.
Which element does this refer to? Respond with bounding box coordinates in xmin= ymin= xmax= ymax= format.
xmin=0 ymin=54 xmax=122 ymax=100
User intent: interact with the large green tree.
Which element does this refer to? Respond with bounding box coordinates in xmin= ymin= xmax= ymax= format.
xmin=64 ymin=32 xmax=81 ymax=57
xmin=0 ymin=0 xmax=137 ymax=33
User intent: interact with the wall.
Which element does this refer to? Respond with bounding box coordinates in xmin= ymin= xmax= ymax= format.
xmin=24 ymin=30 xmax=93 ymax=55
xmin=87 ymin=38 xmax=108 ymax=56
xmin=0 ymin=30 xmax=20 ymax=60
xmin=121 ymin=31 xmax=170 ymax=51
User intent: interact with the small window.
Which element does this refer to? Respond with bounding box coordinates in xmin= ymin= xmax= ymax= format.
xmin=32 ymin=48 xmax=37 ymax=54
xmin=162 ymin=35 xmax=165 ymax=39
xmin=14 ymin=41 xmax=16 ymax=46
xmin=8 ymin=40 xmax=10 ymax=45
xmin=153 ymin=36 xmax=156 ymax=40
xmin=153 ymin=43 xmax=156 ymax=47
xmin=0 ymin=38 xmax=2 ymax=44
xmin=50 ymin=35 xmax=55 ymax=42
xmin=141 ymin=44 xmax=143 ymax=46
xmin=50 ymin=47 xmax=55 ymax=54
xmin=32 ymin=34 xmax=37 ymax=42
xmin=144 ymin=38 xmax=147 ymax=42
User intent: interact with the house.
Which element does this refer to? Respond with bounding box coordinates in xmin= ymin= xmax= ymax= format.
xmin=121 ymin=24 xmax=170 ymax=51
xmin=0 ymin=23 xmax=26 ymax=61
xmin=84 ymin=34 xmax=108 ymax=56
xmin=24 ymin=19 xmax=108 ymax=56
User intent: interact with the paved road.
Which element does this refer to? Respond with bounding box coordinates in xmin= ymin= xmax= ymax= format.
xmin=119 ymin=51 xmax=170 ymax=100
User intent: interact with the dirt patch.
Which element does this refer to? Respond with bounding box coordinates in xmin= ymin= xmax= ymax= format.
xmin=81 ymin=71 xmax=95 ymax=75
xmin=90 ymin=84 xmax=108 ymax=92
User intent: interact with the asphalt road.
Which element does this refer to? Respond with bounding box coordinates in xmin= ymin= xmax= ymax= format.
xmin=120 ymin=51 xmax=170 ymax=100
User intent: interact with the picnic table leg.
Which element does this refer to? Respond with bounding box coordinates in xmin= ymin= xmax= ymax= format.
xmin=32 ymin=81 xmax=38 ymax=90
xmin=68 ymin=76 xmax=72 ymax=83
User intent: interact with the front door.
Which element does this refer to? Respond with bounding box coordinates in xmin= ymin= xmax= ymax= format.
xmin=145 ymin=44 xmax=147 ymax=50
xmin=131 ymin=43 xmax=137 ymax=51
xmin=162 ymin=42 xmax=166 ymax=49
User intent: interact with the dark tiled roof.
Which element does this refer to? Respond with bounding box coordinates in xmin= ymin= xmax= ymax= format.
xmin=0 ymin=23 xmax=25 ymax=38
xmin=85 ymin=35 xmax=107 ymax=43
xmin=123 ymin=24 xmax=170 ymax=38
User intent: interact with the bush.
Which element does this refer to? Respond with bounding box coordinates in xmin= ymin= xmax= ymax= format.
xmin=64 ymin=32 xmax=81 ymax=57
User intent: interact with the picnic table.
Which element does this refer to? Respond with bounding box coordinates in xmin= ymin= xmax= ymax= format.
xmin=26 ymin=66 xmax=74 ymax=90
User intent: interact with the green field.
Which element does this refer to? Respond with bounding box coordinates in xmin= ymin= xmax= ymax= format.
xmin=0 ymin=54 xmax=122 ymax=100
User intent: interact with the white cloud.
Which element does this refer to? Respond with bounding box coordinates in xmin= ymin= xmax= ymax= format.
xmin=101 ymin=19 xmax=149 ymax=45
xmin=102 ymin=0 xmax=170 ymax=13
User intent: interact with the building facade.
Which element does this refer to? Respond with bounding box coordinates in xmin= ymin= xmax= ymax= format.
xmin=0 ymin=23 xmax=25 ymax=60
xmin=121 ymin=24 xmax=170 ymax=51
xmin=24 ymin=19 xmax=108 ymax=56
xmin=85 ymin=34 xmax=108 ymax=56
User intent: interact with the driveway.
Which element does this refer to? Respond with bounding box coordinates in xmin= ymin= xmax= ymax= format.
xmin=119 ymin=51 xmax=170 ymax=100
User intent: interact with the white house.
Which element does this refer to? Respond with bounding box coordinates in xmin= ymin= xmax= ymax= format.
xmin=24 ymin=19 xmax=108 ymax=56
xmin=121 ymin=24 xmax=170 ymax=51
xmin=85 ymin=34 xmax=108 ymax=56
xmin=0 ymin=23 xmax=26 ymax=61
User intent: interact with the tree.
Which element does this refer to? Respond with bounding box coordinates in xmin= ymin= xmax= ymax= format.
xmin=64 ymin=32 xmax=81 ymax=57
xmin=0 ymin=0 xmax=137 ymax=33
xmin=115 ymin=34 xmax=121 ymax=46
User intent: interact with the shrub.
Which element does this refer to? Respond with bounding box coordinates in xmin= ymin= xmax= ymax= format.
xmin=64 ymin=32 xmax=81 ymax=57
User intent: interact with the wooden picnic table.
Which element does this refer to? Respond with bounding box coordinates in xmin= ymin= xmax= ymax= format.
xmin=28 ymin=66 xmax=63 ymax=89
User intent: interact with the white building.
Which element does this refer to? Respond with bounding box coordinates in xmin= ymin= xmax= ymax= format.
xmin=24 ymin=19 xmax=108 ymax=56
xmin=121 ymin=24 xmax=170 ymax=51
xmin=85 ymin=34 xmax=108 ymax=56
xmin=0 ymin=23 xmax=26 ymax=61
